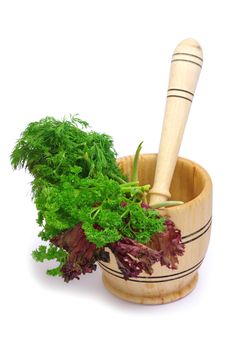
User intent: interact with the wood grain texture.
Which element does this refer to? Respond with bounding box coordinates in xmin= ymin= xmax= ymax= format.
xmin=99 ymin=154 xmax=212 ymax=304
xmin=149 ymin=38 xmax=203 ymax=205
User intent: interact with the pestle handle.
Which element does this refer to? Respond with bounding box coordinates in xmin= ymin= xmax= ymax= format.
xmin=149 ymin=38 xmax=203 ymax=206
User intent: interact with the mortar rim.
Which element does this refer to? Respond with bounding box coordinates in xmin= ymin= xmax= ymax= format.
xmin=117 ymin=153 xmax=212 ymax=213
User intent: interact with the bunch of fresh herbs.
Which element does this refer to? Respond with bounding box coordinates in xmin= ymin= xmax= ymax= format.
xmin=11 ymin=115 xmax=184 ymax=282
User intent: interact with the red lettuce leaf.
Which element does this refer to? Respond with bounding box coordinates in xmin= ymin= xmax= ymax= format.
xmin=50 ymin=217 xmax=184 ymax=282
xmin=108 ymin=238 xmax=162 ymax=279
xmin=50 ymin=223 xmax=109 ymax=282
xmin=108 ymin=218 xmax=185 ymax=279
xmin=148 ymin=219 xmax=185 ymax=269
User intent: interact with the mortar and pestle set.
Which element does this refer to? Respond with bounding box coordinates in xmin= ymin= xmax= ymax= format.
xmin=11 ymin=38 xmax=212 ymax=305
xmin=99 ymin=38 xmax=212 ymax=304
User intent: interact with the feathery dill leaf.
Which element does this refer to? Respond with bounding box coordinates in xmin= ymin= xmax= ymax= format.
xmin=10 ymin=115 xmax=124 ymax=182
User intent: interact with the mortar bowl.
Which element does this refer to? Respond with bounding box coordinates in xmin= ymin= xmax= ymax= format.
xmin=99 ymin=154 xmax=212 ymax=304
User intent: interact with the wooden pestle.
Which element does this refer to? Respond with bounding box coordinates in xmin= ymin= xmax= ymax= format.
xmin=149 ymin=38 xmax=203 ymax=206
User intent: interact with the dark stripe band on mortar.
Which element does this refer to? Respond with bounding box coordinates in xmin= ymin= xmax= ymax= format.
xmin=167 ymin=95 xmax=192 ymax=102
xmin=99 ymin=218 xmax=212 ymax=282
xmin=171 ymin=58 xmax=202 ymax=68
xmin=168 ymin=88 xmax=194 ymax=96
xmin=182 ymin=217 xmax=212 ymax=239
xmin=99 ymin=258 xmax=204 ymax=280
xmin=100 ymin=260 xmax=203 ymax=283
xmin=183 ymin=223 xmax=212 ymax=244
xmin=172 ymin=52 xmax=203 ymax=62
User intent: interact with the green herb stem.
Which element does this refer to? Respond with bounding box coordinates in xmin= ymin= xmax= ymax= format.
xmin=110 ymin=173 xmax=127 ymax=184
xmin=151 ymin=201 xmax=184 ymax=209
xmin=120 ymin=184 xmax=150 ymax=194
xmin=132 ymin=141 xmax=143 ymax=182
xmin=120 ymin=181 xmax=139 ymax=187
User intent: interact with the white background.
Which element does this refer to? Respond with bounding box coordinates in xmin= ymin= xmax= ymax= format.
xmin=1 ymin=1 xmax=231 ymax=349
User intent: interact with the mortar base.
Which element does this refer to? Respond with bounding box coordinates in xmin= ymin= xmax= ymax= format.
xmin=102 ymin=273 xmax=198 ymax=304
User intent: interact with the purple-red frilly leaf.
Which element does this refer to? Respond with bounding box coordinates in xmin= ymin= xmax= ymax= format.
xmin=108 ymin=218 xmax=185 ymax=279
xmin=108 ymin=238 xmax=162 ymax=279
xmin=148 ymin=219 xmax=185 ymax=269
xmin=50 ymin=216 xmax=185 ymax=282
xmin=50 ymin=223 xmax=109 ymax=282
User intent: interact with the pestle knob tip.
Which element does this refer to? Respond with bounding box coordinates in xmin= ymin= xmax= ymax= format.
xmin=174 ymin=38 xmax=203 ymax=60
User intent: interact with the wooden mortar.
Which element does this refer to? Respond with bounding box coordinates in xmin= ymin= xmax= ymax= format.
xmin=99 ymin=154 xmax=212 ymax=304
